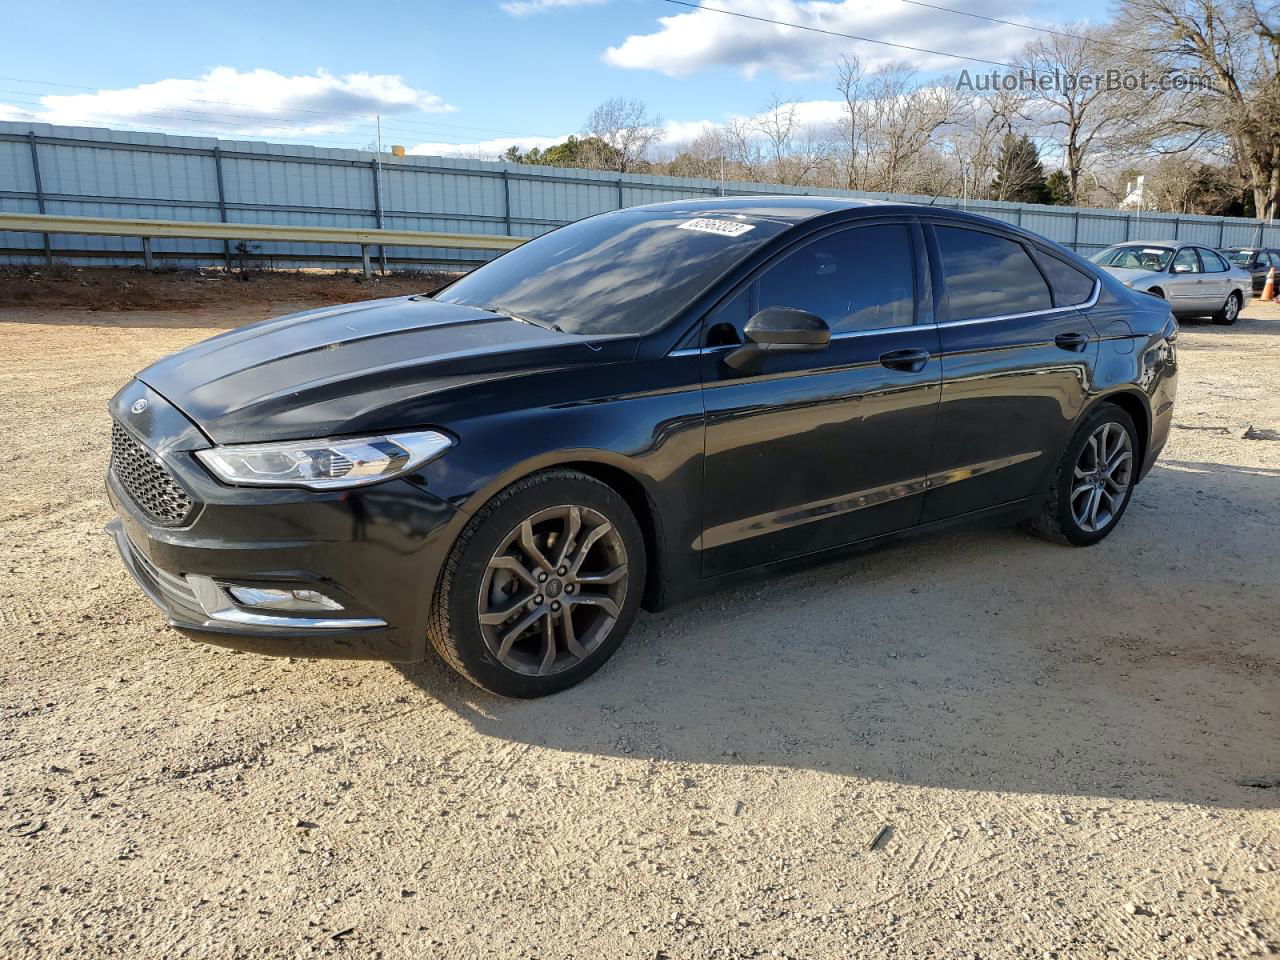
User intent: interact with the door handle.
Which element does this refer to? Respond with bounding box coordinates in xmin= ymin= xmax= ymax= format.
xmin=1054 ymin=331 xmax=1089 ymax=352
xmin=879 ymin=348 xmax=930 ymax=372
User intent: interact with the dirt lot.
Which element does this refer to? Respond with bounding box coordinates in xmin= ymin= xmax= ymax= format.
xmin=1 ymin=286 xmax=1278 ymax=960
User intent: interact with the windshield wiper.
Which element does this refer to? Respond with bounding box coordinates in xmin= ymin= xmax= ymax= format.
xmin=430 ymin=297 xmax=566 ymax=333
xmin=475 ymin=302 xmax=564 ymax=333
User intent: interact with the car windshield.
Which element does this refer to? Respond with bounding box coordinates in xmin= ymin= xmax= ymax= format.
xmin=1225 ymin=249 xmax=1254 ymax=265
xmin=434 ymin=209 xmax=789 ymax=336
xmin=1090 ymin=245 xmax=1174 ymax=272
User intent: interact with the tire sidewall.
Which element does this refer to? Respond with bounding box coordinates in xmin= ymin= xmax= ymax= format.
xmin=1054 ymin=406 xmax=1139 ymax=546
xmin=1215 ymin=292 xmax=1240 ymax=325
xmin=442 ymin=474 xmax=646 ymax=698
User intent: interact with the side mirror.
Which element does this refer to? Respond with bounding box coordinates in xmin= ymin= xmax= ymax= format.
xmin=725 ymin=307 xmax=831 ymax=373
xmin=1172 ymin=263 xmax=1193 ymax=274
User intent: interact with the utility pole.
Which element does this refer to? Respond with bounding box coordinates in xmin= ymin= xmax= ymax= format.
xmin=375 ymin=114 xmax=387 ymax=274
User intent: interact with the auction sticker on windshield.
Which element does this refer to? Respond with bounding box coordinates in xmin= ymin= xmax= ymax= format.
xmin=677 ymin=218 xmax=756 ymax=238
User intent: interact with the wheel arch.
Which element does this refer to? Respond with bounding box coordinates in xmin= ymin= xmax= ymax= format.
xmin=453 ymin=451 xmax=670 ymax=613
xmin=1090 ymin=389 xmax=1151 ymax=481
xmin=558 ymin=459 xmax=666 ymax=612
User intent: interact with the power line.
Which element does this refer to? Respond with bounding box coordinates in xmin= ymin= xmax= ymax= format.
xmin=655 ymin=0 xmax=1018 ymax=69
xmin=894 ymin=0 xmax=1122 ymax=50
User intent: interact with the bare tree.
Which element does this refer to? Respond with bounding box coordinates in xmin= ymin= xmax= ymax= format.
xmin=1019 ymin=27 xmax=1137 ymax=202
xmin=834 ymin=55 xmax=866 ymax=189
xmin=751 ymin=96 xmax=833 ymax=185
xmin=1116 ymin=0 xmax=1280 ymax=218
xmin=860 ymin=66 xmax=964 ymax=193
xmin=582 ymin=98 xmax=665 ymax=173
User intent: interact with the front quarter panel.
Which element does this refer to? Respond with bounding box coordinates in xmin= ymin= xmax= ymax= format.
xmin=410 ymin=351 xmax=707 ymax=604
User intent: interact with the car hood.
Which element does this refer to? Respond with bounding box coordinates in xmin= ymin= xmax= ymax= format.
xmin=1098 ymin=266 xmax=1158 ymax=287
xmin=136 ymin=295 xmax=639 ymax=444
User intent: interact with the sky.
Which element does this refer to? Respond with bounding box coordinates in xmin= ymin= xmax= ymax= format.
xmin=0 ymin=0 xmax=1114 ymax=158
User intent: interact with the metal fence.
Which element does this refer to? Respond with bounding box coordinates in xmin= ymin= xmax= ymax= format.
xmin=3 ymin=120 xmax=1278 ymax=271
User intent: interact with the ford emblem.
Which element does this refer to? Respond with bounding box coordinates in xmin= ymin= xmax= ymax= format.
xmin=131 ymin=398 xmax=149 ymax=414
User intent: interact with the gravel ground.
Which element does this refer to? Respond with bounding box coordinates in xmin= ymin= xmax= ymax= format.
xmin=1 ymin=298 xmax=1278 ymax=959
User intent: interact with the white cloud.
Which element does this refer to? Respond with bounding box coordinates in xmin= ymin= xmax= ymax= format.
xmin=407 ymin=134 xmax=574 ymax=159
xmin=0 ymin=103 xmax=38 ymax=123
xmin=604 ymin=0 xmax=1033 ymax=80
xmin=661 ymin=99 xmax=846 ymax=147
xmin=501 ymin=0 xmax=607 ymax=15
xmin=662 ymin=117 xmax=718 ymax=144
xmin=1 ymin=67 xmax=454 ymax=137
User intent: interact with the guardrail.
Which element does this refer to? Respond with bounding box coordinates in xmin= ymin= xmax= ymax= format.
xmin=0 ymin=212 xmax=527 ymax=276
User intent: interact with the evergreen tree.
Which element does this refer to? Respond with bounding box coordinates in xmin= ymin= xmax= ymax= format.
xmin=1045 ymin=170 xmax=1073 ymax=205
xmin=991 ymin=134 xmax=1051 ymax=204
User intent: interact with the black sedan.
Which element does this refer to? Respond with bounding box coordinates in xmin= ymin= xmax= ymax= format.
xmin=1221 ymin=247 xmax=1280 ymax=295
xmin=107 ymin=198 xmax=1178 ymax=697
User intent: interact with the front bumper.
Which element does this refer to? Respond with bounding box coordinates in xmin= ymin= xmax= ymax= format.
xmin=105 ymin=383 xmax=465 ymax=661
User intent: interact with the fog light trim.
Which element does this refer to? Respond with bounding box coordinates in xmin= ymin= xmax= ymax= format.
xmin=228 ymin=586 xmax=344 ymax=612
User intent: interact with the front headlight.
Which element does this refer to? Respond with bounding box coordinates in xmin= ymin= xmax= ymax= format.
xmin=195 ymin=430 xmax=452 ymax=490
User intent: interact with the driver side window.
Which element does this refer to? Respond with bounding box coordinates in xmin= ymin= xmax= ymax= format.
xmin=1172 ymin=248 xmax=1202 ymax=274
xmin=757 ymin=224 xmax=916 ymax=334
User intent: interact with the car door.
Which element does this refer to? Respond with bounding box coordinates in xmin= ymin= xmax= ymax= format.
xmin=921 ymin=222 xmax=1099 ymax=522
xmin=699 ymin=219 xmax=941 ymax=577
xmin=1196 ymin=247 xmax=1232 ymax=308
xmin=1165 ymin=247 xmax=1205 ymax=312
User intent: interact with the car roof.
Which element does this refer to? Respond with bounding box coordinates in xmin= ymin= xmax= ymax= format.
xmin=1107 ymin=239 xmax=1203 ymax=249
xmin=626 ymin=195 xmax=1063 ymax=237
xmin=627 ymin=195 xmax=897 ymax=223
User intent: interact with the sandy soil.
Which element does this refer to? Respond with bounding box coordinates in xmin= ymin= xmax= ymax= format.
xmin=0 ymin=293 xmax=1277 ymax=959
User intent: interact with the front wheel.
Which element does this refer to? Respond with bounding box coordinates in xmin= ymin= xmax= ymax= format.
xmin=1213 ymin=291 xmax=1241 ymax=325
xmin=1026 ymin=405 xmax=1139 ymax=546
xmin=428 ymin=469 xmax=646 ymax=697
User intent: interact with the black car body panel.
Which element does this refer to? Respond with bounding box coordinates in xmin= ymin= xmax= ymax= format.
xmin=107 ymin=198 xmax=1177 ymax=662
xmin=136 ymin=296 xmax=641 ymax=444
xmin=1220 ymin=247 xmax=1279 ymax=294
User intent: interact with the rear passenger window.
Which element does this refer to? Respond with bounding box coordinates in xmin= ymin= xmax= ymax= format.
xmin=758 ymin=223 xmax=915 ymax=333
xmin=1199 ymin=249 xmax=1228 ymax=273
xmin=935 ymin=226 xmax=1052 ymax=321
xmin=1037 ymin=251 xmax=1096 ymax=306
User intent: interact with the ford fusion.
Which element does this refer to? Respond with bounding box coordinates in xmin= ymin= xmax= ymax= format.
xmin=107 ymin=198 xmax=1178 ymax=697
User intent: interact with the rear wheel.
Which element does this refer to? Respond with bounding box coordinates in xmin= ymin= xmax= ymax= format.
xmin=1213 ymin=291 xmax=1241 ymax=325
xmin=428 ymin=469 xmax=645 ymax=698
xmin=1027 ymin=405 xmax=1139 ymax=546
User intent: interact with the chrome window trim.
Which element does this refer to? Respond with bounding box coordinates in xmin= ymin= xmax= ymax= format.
xmin=667 ymin=279 xmax=1099 ymax=356
xmin=937 ymin=278 xmax=1100 ymax=328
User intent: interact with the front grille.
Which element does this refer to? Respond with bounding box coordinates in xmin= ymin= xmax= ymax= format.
xmin=110 ymin=421 xmax=194 ymax=526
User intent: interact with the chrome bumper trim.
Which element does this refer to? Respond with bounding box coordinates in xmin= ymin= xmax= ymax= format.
xmin=186 ymin=575 xmax=387 ymax=630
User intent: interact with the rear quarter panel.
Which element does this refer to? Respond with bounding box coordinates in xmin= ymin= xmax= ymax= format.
xmin=1085 ymin=278 xmax=1178 ymax=477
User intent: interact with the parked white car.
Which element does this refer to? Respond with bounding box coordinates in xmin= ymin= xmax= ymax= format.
xmin=1090 ymin=240 xmax=1252 ymax=325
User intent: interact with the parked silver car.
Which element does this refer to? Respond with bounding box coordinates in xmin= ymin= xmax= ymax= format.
xmin=1090 ymin=240 xmax=1252 ymax=325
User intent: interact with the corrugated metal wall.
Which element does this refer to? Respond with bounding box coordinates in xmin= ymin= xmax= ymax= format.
xmin=3 ymin=121 xmax=1278 ymax=270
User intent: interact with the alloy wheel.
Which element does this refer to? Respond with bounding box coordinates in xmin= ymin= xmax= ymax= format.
xmin=1224 ymin=294 xmax=1239 ymax=322
xmin=477 ymin=505 xmax=629 ymax=676
xmin=1071 ymin=421 xmax=1134 ymax=533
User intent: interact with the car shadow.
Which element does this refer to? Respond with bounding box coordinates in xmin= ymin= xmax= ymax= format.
xmin=393 ymin=460 xmax=1280 ymax=810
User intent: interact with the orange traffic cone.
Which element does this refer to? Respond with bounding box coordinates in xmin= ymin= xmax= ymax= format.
xmin=1264 ymin=266 xmax=1276 ymax=301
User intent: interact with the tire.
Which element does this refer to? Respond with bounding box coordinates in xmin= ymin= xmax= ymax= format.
xmin=428 ymin=469 xmax=646 ymax=698
xmin=1213 ymin=291 xmax=1241 ymax=325
xmin=1026 ymin=404 xmax=1139 ymax=547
